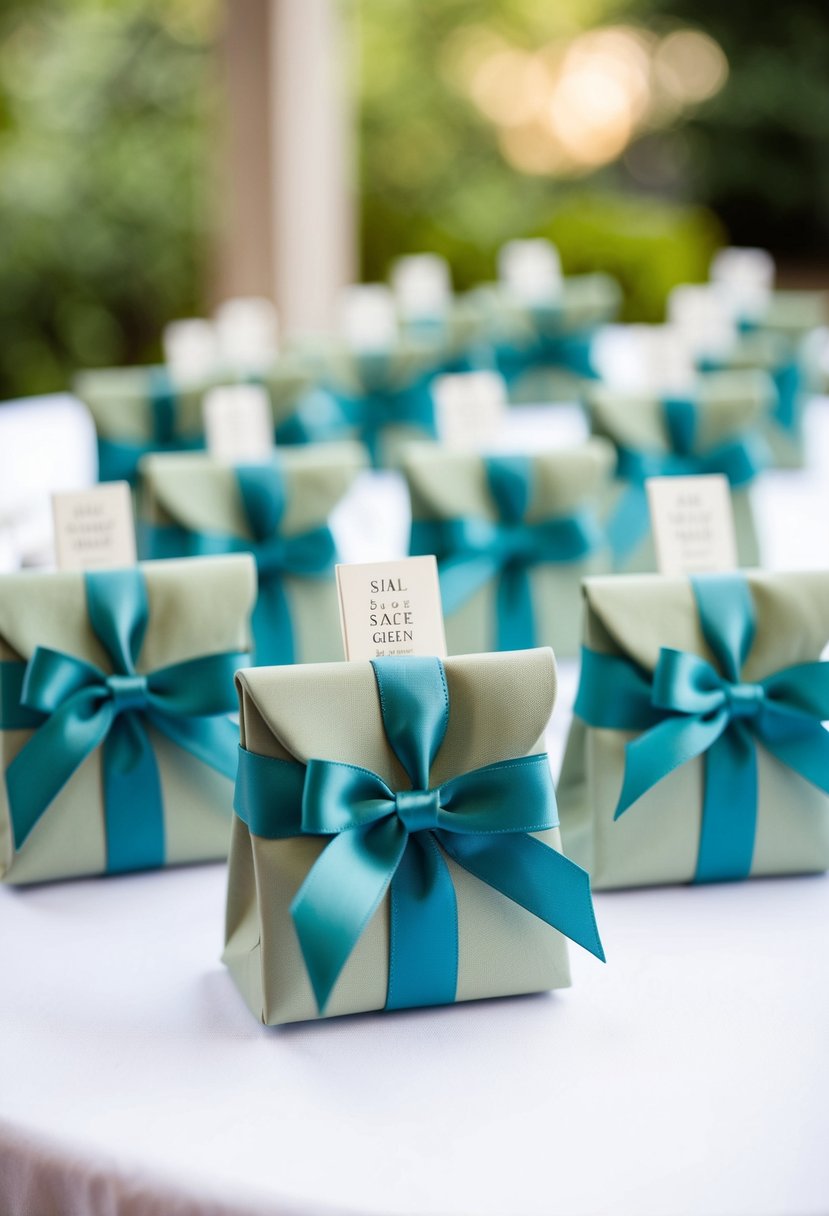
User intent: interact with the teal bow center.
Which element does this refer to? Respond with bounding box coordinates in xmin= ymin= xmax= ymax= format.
xmin=250 ymin=534 xmax=287 ymax=578
xmin=394 ymin=786 xmax=442 ymax=833
xmin=725 ymin=682 xmax=765 ymax=718
xmin=106 ymin=672 xmax=149 ymax=714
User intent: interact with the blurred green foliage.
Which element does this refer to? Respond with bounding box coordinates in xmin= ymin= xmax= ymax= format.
xmin=643 ymin=0 xmax=829 ymax=257
xmin=0 ymin=0 xmax=216 ymax=398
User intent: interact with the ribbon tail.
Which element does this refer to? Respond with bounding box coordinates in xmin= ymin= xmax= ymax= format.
xmin=495 ymin=565 xmax=535 ymax=651
xmin=438 ymin=553 xmax=500 ymax=616
xmin=696 ymin=726 xmax=757 ymax=883
xmin=291 ymin=817 xmax=407 ymax=1014
xmin=386 ymin=832 xmax=458 ymax=1010
xmin=606 ymin=483 xmax=650 ymax=565
xmin=5 ymin=697 xmax=112 ymax=848
xmin=616 ymin=712 xmax=727 ymax=818
xmin=253 ymin=575 xmax=295 ymax=666
xmin=441 ymin=831 xmax=604 ymax=962
xmin=150 ymin=710 xmax=240 ymax=782
xmin=102 ymin=715 xmax=165 ymax=874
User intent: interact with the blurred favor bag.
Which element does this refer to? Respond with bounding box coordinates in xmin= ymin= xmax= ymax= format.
xmin=224 ymin=649 xmax=604 ymax=1025
xmin=404 ymin=440 xmax=614 ymax=659
xmin=558 ymin=570 xmax=829 ymax=890
xmin=587 ymin=371 xmax=771 ymax=572
xmin=74 ymin=365 xmax=211 ymax=485
xmin=138 ymin=442 xmax=366 ymax=665
xmin=0 ymin=556 xmax=255 ymax=885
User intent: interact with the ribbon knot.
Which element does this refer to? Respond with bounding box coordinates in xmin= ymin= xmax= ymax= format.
xmin=107 ymin=672 xmax=148 ymax=714
xmin=395 ymin=787 xmax=441 ymax=833
xmin=250 ymin=535 xmax=286 ymax=579
xmin=725 ymin=682 xmax=764 ymax=718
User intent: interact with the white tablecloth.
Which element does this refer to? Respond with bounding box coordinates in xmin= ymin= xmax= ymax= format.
xmin=2 ymin=401 xmax=829 ymax=1216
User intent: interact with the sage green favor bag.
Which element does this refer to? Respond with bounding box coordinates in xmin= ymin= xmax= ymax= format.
xmin=224 ymin=649 xmax=604 ymax=1026
xmin=404 ymin=440 xmax=614 ymax=660
xmin=587 ymin=371 xmax=770 ymax=573
xmin=0 ymin=555 xmax=255 ymax=885
xmin=138 ymin=442 xmax=366 ymax=665
xmin=558 ymin=570 xmax=829 ymax=891
xmin=74 ymin=365 xmax=212 ymax=485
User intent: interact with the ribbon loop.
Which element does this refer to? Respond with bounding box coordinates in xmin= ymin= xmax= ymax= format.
xmin=395 ymin=788 xmax=441 ymax=834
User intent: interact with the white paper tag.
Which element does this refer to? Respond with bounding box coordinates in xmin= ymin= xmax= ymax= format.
xmin=52 ymin=483 xmax=137 ymax=571
xmin=433 ymin=371 xmax=507 ymax=450
xmin=336 ymin=556 xmax=447 ymax=661
xmin=646 ymin=474 xmax=738 ymax=576
xmin=202 ymin=385 xmax=274 ymax=464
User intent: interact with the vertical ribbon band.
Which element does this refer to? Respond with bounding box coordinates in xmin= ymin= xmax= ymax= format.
xmin=573 ymin=572 xmax=829 ymax=882
xmin=97 ymin=368 xmax=205 ymax=484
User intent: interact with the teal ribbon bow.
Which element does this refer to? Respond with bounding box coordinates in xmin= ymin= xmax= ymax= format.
xmin=141 ymin=462 xmax=335 ymax=665
xmin=494 ymin=307 xmax=599 ymax=387
xmin=332 ymin=352 xmax=437 ymax=466
xmin=234 ymin=655 xmax=604 ymax=1013
xmin=573 ymin=573 xmax=829 ymax=882
xmin=410 ymin=455 xmax=602 ymax=651
xmin=4 ymin=568 xmax=245 ymax=871
xmin=606 ymin=395 xmax=766 ymax=563
xmin=98 ymin=368 xmax=204 ymax=484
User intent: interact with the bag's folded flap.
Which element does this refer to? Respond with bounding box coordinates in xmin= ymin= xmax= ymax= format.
xmin=403 ymin=439 xmax=615 ymax=522
xmin=236 ymin=648 xmax=557 ymax=794
xmin=141 ymin=442 xmax=366 ymax=537
xmin=582 ymin=570 xmax=829 ymax=683
xmin=0 ymin=555 xmax=255 ymax=670
xmin=73 ymin=369 xmax=208 ymax=441
xmin=588 ymin=370 xmax=770 ymax=451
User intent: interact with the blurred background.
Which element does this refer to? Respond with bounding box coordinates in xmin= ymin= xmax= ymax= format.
xmin=1 ymin=0 xmax=827 ymax=399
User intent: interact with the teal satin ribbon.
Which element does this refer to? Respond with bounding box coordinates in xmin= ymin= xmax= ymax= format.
xmin=97 ymin=368 xmax=204 ymax=484
xmin=494 ymin=310 xmax=599 ymax=387
xmin=141 ymin=463 xmax=335 ymax=665
xmin=698 ymin=350 xmax=803 ymax=438
xmin=606 ymin=395 xmax=766 ymax=563
xmin=573 ymin=572 xmax=829 ymax=882
xmin=332 ymin=352 xmax=437 ymax=466
xmin=4 ymin=568 xmax=245 ymax=871
xmin=234 ymin=655 xmax=604 ymax=1013
xmin=410 ymin=455 xmax=602 ymax=651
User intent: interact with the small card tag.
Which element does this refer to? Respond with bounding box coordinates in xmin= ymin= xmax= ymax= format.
xmin=203 ymin=385 xmax=274 ymax=464
xmin=433 ymin=371 xmax=507 ymax=450
xmin=336 ymin=556 xmax=447 ymax=661
xmin=52 ymin=483 xmax=137 ymax=571
xmin=646 ymin=474 xmax=738 ymax=576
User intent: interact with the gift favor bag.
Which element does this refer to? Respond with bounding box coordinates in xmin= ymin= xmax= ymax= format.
xmin=75 ymin=365 xmax=210 ymax=485
xmin=139 ymin=443 xmax=366 ymax=665
xmin=0 ymin=555 xmax=255 ymax=884
xmin=587 ymin=371 xmax=770 ymax=572
xmin=225 ymin=649 xmax=604 ymax=1025
xmin=558 ymin=570 xmax=829 ymax=890
xmin=405 ymin=441 xmax=614 ymax=659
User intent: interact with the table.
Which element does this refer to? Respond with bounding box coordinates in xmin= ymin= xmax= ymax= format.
xmin=2 ymin=402 xmax=829 ymax=1216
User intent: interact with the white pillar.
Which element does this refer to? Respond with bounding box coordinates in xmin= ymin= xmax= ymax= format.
xmin=268 ymin=0 xmax=355 ymax=336
xmin=216 ymin=0 xmax=356 ymax=335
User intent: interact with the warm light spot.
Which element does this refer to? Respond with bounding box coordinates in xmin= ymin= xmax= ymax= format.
xmin=549 ymin=59 xmax=635 ymax=166
xmin=498 ymin=122 xmax=574 ymax=176
xmin=653 ymin=29 xmax=728 ymax=104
